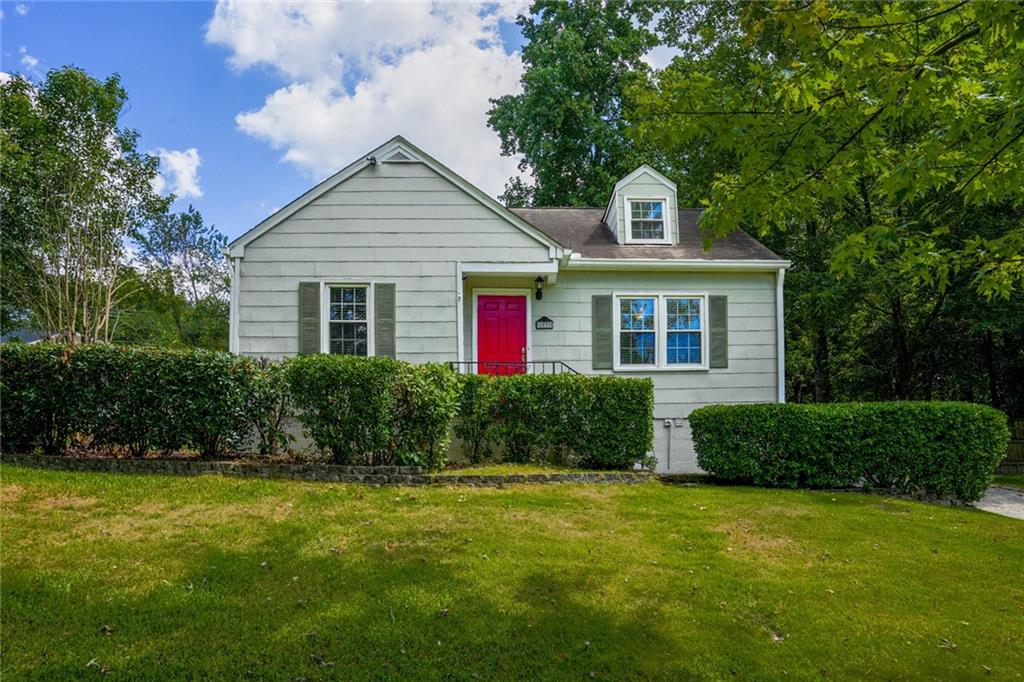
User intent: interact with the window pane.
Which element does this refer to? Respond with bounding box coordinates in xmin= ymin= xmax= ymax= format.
xmin=667 ymin=297 xmax=701 ymax=331
xmin=629 ymin=201 xmax=665 ymax=240
xmin=329 ymin=322 xmax=368 ymax=356
xmin=619 ymin=298 xmax=655 ymax=330
xmin=667 ymin=331 xmax=701 ymax=364
xmin=620 ymin=331 xmax=656 ymax=365
xmin=330 ymin=287 xmax=368 ymax=323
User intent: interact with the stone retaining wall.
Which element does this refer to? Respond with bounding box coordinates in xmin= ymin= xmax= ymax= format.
xmin=1 ymin=454 xmax=653 ymax=487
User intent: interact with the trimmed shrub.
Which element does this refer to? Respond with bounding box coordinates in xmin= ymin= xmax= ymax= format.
xmin=393 ymin=363 xmax=460 ymax=469
xmin=0 ymin=343 xmax=72 ymax=455
xmin=69 ymin=345 xmax=167 ymax=456
xmin=284 ymin=355 xmax=459 ymax=467
xmin=70 ymin=345 xmax=257 ymax=458
xmin=2 ymin=344 xmax=258 ymax=458
xmin=453 ymin=374 xmax=654 ymax=470
xmin=690 ymin=402 xmax=1009 ymax=502
xmin=153 ymin=349 xmax=257 ymax=458
xmin=247 ymin=358 xmax=293 ymax=456
xmin=453 ymin=374 xmax=500 ymax=464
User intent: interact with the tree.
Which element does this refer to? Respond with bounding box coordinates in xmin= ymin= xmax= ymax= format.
xmin=128 ymin=206 xmax=230 ymax=350
xmin=0 ymin=68 xmax=168 ymax=343
xmin=631 ymin=1 xmax=1024 ymax=299
xmin=487 ymin=0 xmax=661 ymax=207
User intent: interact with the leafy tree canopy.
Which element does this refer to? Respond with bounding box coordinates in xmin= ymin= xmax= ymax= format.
xmin=487 ymin=0 xmax=660 ymax=207
xmin=631 ymin=1 xmax=1024 ymax=298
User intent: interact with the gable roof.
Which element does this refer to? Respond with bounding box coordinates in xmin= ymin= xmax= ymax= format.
xmin=602 ymin=164 xmax=677 ymax=224
xmin=510 ymin=207 xmax=783 ymax=262
xmin=227 ymin=136 xmax=566 ymax=258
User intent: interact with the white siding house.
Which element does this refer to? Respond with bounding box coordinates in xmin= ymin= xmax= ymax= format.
xmin=228 ymin=136 xmax=789 ymax=472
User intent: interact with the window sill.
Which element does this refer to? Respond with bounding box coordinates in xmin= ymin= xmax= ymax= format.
xmin=624 ymin=239 xmax=672 ymax=245
xmin=612 ymin=365 xmax=710 ymax=373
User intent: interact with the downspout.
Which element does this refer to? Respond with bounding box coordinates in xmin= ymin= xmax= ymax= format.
xmin=228 ymin=254 xmax=241 ymax=354
xmin=775 ymin=266 xmax=786 ymax=403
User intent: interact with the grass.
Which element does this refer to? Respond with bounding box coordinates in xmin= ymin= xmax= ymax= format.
xmin=994 ymin=474 xmax=1024 ymax=490
xmin=2 ymin=465 xmax=1022 ymax=680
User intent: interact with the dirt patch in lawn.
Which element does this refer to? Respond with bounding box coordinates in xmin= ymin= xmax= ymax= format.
xmin=716 ymin=521 xmax=801 ymax=563
xmin=1 ymin=484 xmax=26 ymax=504
xmin=29 ymin=494 xmax=98 ymax=511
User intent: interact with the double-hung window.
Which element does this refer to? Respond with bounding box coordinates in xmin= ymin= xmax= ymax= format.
xmin=626 ymin=199 xmax=668 ymax=243
xmin=614 ymin=294 xmax=706 ymax=369
xmin=328 ymin=285 xmax=369 ymax=356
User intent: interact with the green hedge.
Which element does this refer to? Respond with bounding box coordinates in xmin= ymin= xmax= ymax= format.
xmin=284 ymin=355 xmax=459 ymax=468
xmin=453 ymin=374 xmax=654 ymax=470
xmin=2 ymin=345 xmax=654 ymax=471
xmin=0 ymin=344 xmax=72 ymax=455
xmin=1 ymin=344 xmax=257 ymax=458
xmin=689 ymin=402 xmax=1009 ymax=502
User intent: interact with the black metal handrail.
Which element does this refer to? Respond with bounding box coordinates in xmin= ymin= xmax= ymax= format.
xmin=448 ymin=361 xmax=580 ymax=375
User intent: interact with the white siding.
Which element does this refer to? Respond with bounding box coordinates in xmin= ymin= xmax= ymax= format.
xmin=235 ymin=160 xmax=780 ymax=474
xmin=612 ymin=171 xmax=678 ymax=244
xmin=526 ymin=269 xmax=778 ymax=472
xmin=236 ymin=162 xmax=551 ymax=362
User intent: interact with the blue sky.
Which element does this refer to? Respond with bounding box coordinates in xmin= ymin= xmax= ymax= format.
xmin=0 ymin=2 xmax=529 ymax=241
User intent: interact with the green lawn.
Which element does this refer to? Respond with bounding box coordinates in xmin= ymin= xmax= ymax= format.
xmin=2 ymin=465 xmax=1022 ymax=680
xmin=994 ymin=474 xmax=1024 ymax=491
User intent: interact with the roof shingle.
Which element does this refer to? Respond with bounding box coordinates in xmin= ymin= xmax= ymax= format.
xmin=509 ymin=207 xmax=782 ymax=261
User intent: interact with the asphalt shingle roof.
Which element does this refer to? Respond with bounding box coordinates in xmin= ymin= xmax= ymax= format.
xmin=510 ymin=207 xmax=782 ymax=261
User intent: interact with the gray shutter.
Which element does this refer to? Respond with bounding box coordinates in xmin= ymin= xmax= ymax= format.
xmin=592 ymin=295 xmax=613 ymax=370
xmin=374 ymin=283 xmax=396 ymax=358
xmin=298 ymin=282 xmax=321 ymax=355
xmin=709 ymin=295 xmax=728 ymax=368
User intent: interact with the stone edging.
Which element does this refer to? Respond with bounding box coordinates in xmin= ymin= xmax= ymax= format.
xmin=1 ymin=454 xmax=653 ymax=487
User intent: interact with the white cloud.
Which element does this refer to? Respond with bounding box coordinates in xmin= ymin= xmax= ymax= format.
xmin=18 ymin=46 xmax=41 ymax=77
xmin=15 ymin=4 xmax=29 ymax=16
xmin=153 ymin=148 xmax=203 ymax=198
xmin=206 ymin=1 xmax=529 ymax=197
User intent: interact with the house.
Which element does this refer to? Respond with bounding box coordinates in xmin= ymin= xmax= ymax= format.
xmin=227 ymin=136 xmax=789 ymax=472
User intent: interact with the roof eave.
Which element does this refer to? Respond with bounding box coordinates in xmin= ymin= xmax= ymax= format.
xmin=565 ymin=257 xmax=791 ymax=271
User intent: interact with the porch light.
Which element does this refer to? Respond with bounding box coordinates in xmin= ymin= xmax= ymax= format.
xmin=535 ymin=276 xmax=544 ymax=300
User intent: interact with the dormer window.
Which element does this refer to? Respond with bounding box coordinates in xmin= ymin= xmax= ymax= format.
xmin=626 ymin=198 xmax=670 ymax=244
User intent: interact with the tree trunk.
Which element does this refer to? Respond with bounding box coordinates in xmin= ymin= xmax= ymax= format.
xmin=812 ymin=326 xmax=833 ymax=402
xmin=890 ymin=296 xmax=911 ymax=399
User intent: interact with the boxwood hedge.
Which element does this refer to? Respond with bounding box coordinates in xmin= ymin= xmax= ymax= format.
xmin=689 ymin=402 xmax=1009 ymax=502
xmin=453 ymin=374 xmax=654 ymax=470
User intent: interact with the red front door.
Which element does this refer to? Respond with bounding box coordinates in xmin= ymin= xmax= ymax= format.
xmin=477 ymin=295 xmax=527 ymax=375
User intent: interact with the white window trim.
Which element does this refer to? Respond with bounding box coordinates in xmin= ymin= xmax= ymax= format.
xmin=321 ymin=281 xmax=374 ymax=356
xmin=612 ymin=292 xmax=709 ymax=372
xmin=471 ymin=288 xmax=532 ymax=374
xmin=623 ymin=196 xmax=671 ymax=245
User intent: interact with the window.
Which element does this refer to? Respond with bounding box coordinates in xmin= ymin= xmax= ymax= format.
xmin=666 ymin=297 xmax=703 ymax=365
xmin=614 ymin=294 xmax=706 ymax=369
xmin=328 ymin=285 xmax=369 ymax=356
xmin=618 ymin=297 xmax=657 ymax=366
xmin=627 ymin=199 xmax=667 ymax=242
